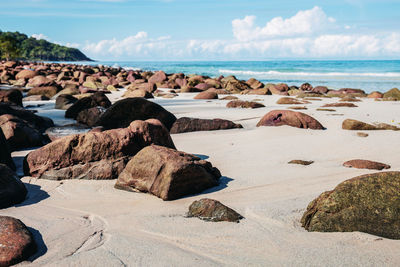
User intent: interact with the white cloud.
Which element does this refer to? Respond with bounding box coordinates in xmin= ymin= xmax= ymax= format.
xmin=31 ymin=33 xmax=49 ymax=41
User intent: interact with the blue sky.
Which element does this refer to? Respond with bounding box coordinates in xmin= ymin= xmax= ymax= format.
xmin=1 ymin=0 xmax=400 ymax=60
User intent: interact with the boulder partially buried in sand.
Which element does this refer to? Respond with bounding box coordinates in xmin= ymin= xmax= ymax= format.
xmin=342 ymin=119 xmax=400 ymax=131
xmin=276 ymin=97 xmax=310 ymax=105
xmin=24 ymin=119 xmax=175 ymax=180
xmin=0 ymin=164 xmax=27 ymax=209
xmin=170 ymin=117 xmax=242 ymax=134
xmin=187 ymin=198 xmax=243 ymax=222
xmin=257 ymin=110 xmax=325 ymax=130
xmin=0 ymin=216 xmax=36 ymax=266
xmin=301 ymin=171 xmax=400 ymax=239
xmin=343 ymin=159 xmax=390 ymax=170
xmin=322 ymin=103 xmax=358 ymax=108
xmin=115 ymin=145 xmax=221 ymax=200
xmin=226 ymin=100 xmax=265 ymax=109
xmin=194 ymin=90 xmax=218 ymax=100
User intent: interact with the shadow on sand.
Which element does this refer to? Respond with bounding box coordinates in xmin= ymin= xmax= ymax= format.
xmin=27 ymin=226 xmax=48 ymax=262
xmin=16 ymin=183 xmax=50 ymax=207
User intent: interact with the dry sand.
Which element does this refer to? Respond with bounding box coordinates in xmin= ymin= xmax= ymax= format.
xmin=4 ymin=92 xmax=400 ymax=266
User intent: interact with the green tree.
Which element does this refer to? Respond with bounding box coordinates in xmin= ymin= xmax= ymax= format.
xmin=0 ymin=35 xmax=20 ymax=60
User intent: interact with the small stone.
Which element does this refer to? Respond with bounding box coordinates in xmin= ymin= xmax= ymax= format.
xmin=187 ymin=198 xmax=243 ymax=222
xmin=357 ymin=132 xmax=368 ymax=137
xmin=288 ymin=160 xmax=314 ymax=166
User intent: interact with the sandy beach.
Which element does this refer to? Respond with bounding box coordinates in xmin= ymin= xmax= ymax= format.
xmin=1 ymin=91 xmax=398 ymax=266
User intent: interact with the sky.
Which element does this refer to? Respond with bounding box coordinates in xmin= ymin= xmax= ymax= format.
xmin=1 ymin=0 xmax=400 ymax=60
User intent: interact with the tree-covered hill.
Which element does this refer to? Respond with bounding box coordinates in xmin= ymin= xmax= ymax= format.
xmin=0 ymin=31 xmax=92 ymax=61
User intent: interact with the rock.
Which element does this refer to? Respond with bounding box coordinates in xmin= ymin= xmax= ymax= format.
xmin=45 ymin=124 xmax=91 ymax=142
xmin=301 ymin=171 xmax=400 ymax=239
xmin=187 ymin=198 xmax=243 ymax=222
xmin=247 ymin=88 xmax=271 ymax=95
xmin=123 ymin=89 xmax=154 ymax=99
xmin=288 ymin=106 xmax=307 ymax=110
xmin=76 ymin=106 xmax=106 ymax=127
xmin=195 ymin=83 xmax=213 ymax=91
xmin=300 ymin=83 xmax=313 ymax=91
xmin=148 ymin=71 xmax=167 ymax=85
xmin=23 ymin=95 xmax=49 ymax=101
xmin=3 ymin=61 xmax=17 ymax=68
xmin=357 ymin=132 xmax=368 ymax=137
xmin=115 ymin=145 xmax=220 ymax=200
xmin=0 ymin=216 xmax=36 ymax=266
xmin=27 ymin=75 xmax=54 ymax=87
xmin=342 ymin=119 xmax=400 ymax=131
xmin=24 ymin=119 xmax=175 ymax=180
xmin=0 ymin=164 xmax=27 ymax=208
xmin=223 ymin=79 xmax=251 ymax=94
xmin=27 ymin=86 xmax=59 ymax=98
xmin=170 ymin=117 xmax=243 ymax=134
xmin=276 ymin=97 xmax=310 ymax=105
xmin=322 ymin=103 xmax=358 ymax=108
xmin=312 ymin=86 xmax=329 ymax=94
xmin=288 ymin=160 xmax=314 ymax=165
xmin=383 ymin=88 xmax=400 ymax=100
xmin=65 ymin=92 xmax=111 ymax=119
xmin=0 ymin=128 xmax=15 ymax=170
xmin=194 ymin=90 xmax=218 ymax=100
xmin=316 ymin=108 xmax=336 ymax=112
xmin=338 ymin=88 xmax=366 ymax=95
xmin=55 ymin=94 xmax=78 ymax=110
xmin=226 ymin=100 xmax=265 ymax=109
xmin=339 ymin=96 xmax=361 ymax=102
xmin=257 ymin=110 xmax=325 ymax=130
xmin=15 ymin=69 xmax=38 ymax=80
xmin=126 ymin=82 xmax=156 ymax=93
xmin=368 ymin=91 xmax=383 ymax=99
xmin=246 ymin=78 xmax=263 ymax=89
xmin=343 ymin=159 xmax=390 ymax=170
xmin=220 ymin=96 xmax=238 ymax=100
xmin=266 ymin=83 xmax=289 ymax=95
xmin=97 ymin=98 xmax=177 ymax=130
xmin=0 ymin=89 xmax=23 ymax=106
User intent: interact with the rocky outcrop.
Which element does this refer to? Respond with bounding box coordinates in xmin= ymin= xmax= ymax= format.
xmin=115 ymin=145 xmax=221 ymax=200
xmin=170 ymin=117 xmax=243 ymax=134
xmin=383 ymin=88 xmax=400 ymax=100
xmin=0 ymin=128 xmax=15 ymax=170
xmin=343 ymin=159 xmax=390 ymax=170
xmin=55 ymin=94 xmax=78 ymax=110
xmin=0 ymin=216 xmax=36 ymax=266
xmin=97 ymin=97 xmax=177 ymax=130
xmin=24 ymin=119 xmax=175 ymax=180
xmin=0 ymin=164 xmax=27 ymax=209
xmin=76 ymin=106 xmax=106 ymax=127
xmin=301 ymin=171 xmax=400 ymax=239
xmin=257 ymin=110 xmax=325 ymax=130
xmin=226 ymin=100 xmax=265 ymax=109
xmin=342 ymin=119 xmax=400 ymax=131
xmin=0 ymin=89 xmax=23 ymax=106
xmin=187 ymin=198 xmax=243 ymax=222
xmin=65 ymin=92 xmax=111 ymax=119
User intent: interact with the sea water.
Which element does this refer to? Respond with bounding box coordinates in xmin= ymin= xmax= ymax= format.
xmin=60 ymin=60 xmax=400 ymax=93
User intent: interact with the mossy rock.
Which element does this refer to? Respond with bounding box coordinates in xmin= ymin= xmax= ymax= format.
xmin=301 ymin=171 xmax=400 ymax=239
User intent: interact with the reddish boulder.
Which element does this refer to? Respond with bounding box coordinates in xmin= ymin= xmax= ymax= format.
xmin=368 ymin=91 xmax=383 ymax=98
xmin=0 ymin=216 xmax=36 ymax=266
xmin=0 ymin=89 xmax=23 ymax=106
xmin=322 ymin=103 xmax=358 ymax=108
xmin=27 ymin=86 xmax=59 ymax=99
xmin=313 ymin=86 xmax=329 ymax=94
xmin=65 ymin=92 xmax=111 ymax=119
xmin=226 ymin=100 xmax=265 ymax=109
xmin=187 ymin=198 xmax=243 ymax=222
xmin=300 ymin=83 xmax=313 ymax=91
xmin=246 ymin=78 xmax=263 ymax=89
xmin=170 ymin=117 xmax=243 ymax=134
xmin=257 ymin=110 xmax=325 ymax=130
xmin=115 ymin=145 xmax=221 ymax=200
xmin=15 ymin=69 xmax=38 ymax=80
xmin=27 ymin=75 xmax=54 ymax=87
xmin=342 ymin=119 xmax=400 ymax=131
xmin=343 ymin=159 xmax=391 ymax=170
xmin=276 ymin=97 xmax=309 ymax=105
xmin=123 ymin=89 xmax=153 ymax=99
xmin=148 ymin=71 xmax=167 ymax=85
xmin=76 ymin=106 xmax=106 ymax=127
xmin=194 ymin=90 xmax=218 ymax=100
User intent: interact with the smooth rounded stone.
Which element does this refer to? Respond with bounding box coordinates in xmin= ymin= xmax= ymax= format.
xmin=342 ymin=119 xmax=400 ymax=131
xmin=0 ymin=114 xmax=45 ymax=151
xmin=187 ymin=198 xmax=243 ymax=223
xmin=24 ymin=119 xmax=175 ymax=179
xmin=15 ymin=69 xmax=38 ymax=80
xmin=195 ymin=82 xmax=213 ymax=91
xmin=343 ymin=159 xmax=390 ymax=170
xmin=0 ymin=216 xmax=36 ymax=266
xmin=45 ymin=124 xmax=91 ymax=141
xmin=123 ymin=89 xmax=154 ymax=99
xmin=0 ymin=89 xmax=23 ymax=106
xmin=0 ymin=128 xmax=15 ymax=170
xmin=115 ymin=145 xmax=220 ymax=201
xmin=97 ymin=97 xmax=177 ymax=130
xmin=357 ymin=132 xmax=368 ymax=137
xmin=220 ymin=96 xmax=238 ymax=100
xmin=312 ymin=86 xmax=329 ymax=94
xmin=288 ymin=160 xmax=314 ymax=166
xmin=55 ymin=94 xmax=78 ymax=110
xmin=301 ymin=171 xmax=400 ymax=239
xmin=194 ymin=90 xmax=218 ymax=100
xmin=322 ymin=102 xmax=358 ymax=108
xmin=257 ymin=110 xmax=325 ymax=130
xmin=148 ymin=71 xmax=167 ymax=84
xmin=368 ymin=91 xmax=383 ymax=99
xmin=276 ymin=97 xmax=310 ymax=105
xmin=26 ymin=75 xmax=54 ymax=87
xmin=300 ymin=83 xmax=313 ymax=91
xmin=76 ymin=106 xmax=106 ymax=127
xmin=265 ymin=83 xmax=289 ymax=95
xmin=27 ymin=86 xmax=59 ymax=99
xmin=383 ymin=88 xmax=400 ymax=100
xmin=170 ymin=117 xmax=243 ymax=134
xmin=226 ymin=100 xmax=265 ymax=109
xmin=247 ymin=88 xmax=271 ymax=95
xmin=23 ymin=95 xmax=49 ymax=101
xmin=65 ymin=92 xmax=111 ymax=119
xmin=0 ymin=164 xmax=27 ymax=209
xmin=246 ymin=78 xmax=263 ymax=89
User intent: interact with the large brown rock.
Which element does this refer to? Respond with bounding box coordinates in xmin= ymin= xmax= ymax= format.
xmin=343 ymin=159 xmax=391 ymax=170
xmin=97 ymin=97 xmax=177 ymax=130
xmin=115 ymin=145 xmax=221 ymax=200
xmin=312 ymin=86 xmax=329 ymax=94
xmin=246 ymin=78 xmax=263 ymax=89
xmin=226 ymin=100 xmax=265 ymax=109
xmin=0 ymin=216 xmax=36 ymax=266
xmin=24 ymin=119 xmax=175 ymax=180
xmin=15 ymin=69 xmax=38 ymax=80
xmin=123 ymin=89 xmax=154 ymax=99
xmin=148 ymin=71 xmax=167 ymax=85
xmin=0 ymin=128 xmax=15 ymax=170
xmin=276 ymin=97 xmax=310 ymax=105
xmin=0 ymin=164 xmax=27 ymax=209
xmin=187 ymin=198 xmax=243 ymax=222
xmin=194 ymin=90 xmax=218 ymax=100
xmin=27 ymin=86 xmax=59 ymax=99
xmin=301 ymin=171 xmax=400 ymax=239
xmin=223 ymin=79 xmax=251 ymax=94
xmin=257 ymin=110 xmax=325 ymax=130
xmin=76 ymin=106 xmax=106 ymax=127
xmin=27 ymin=75 xmax=54 ymax=87
xmin=65 ymin=92 xmax=111 ymax=119
xmin=55 ymin=94 xmax=78 ymax=110
xmin=170 ymin=117 xmax=243 ymax=134
xmin=383 ymin=88 xmax=400 ymax=100
xmin=342 ymin=119 xmax=400 ymax=131
xmin=0 ymin=89 xmax=23 ymax=106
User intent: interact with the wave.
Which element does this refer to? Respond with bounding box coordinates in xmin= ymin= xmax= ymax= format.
xmin=218 ymin=69 xmax=400 ymax=79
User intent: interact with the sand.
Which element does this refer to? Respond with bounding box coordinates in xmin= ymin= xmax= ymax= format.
xmin=4 ymin=92 xmax=400 ymax=266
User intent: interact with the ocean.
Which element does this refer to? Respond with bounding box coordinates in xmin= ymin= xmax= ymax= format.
xmin=65 ymin=60 xmax=400 ymax=93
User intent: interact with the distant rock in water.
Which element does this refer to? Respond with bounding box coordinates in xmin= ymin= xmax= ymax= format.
xmin=187 ymin=198 xmax=243 ymax=223
xmin=257 ymin=110 xmax=325 ymax=130
xmin=0 ymin=164 xmax=27 ymax=209
xmin=170 ymin=117 xmax=242 ymax=134
xmin=343 ymin=159 xmax=390 ymax=170
xmin=0 ymin=216 xmax=36 ymax=266
xmin=301 ymin=171 xmax=400 ymax=239
xmin=115 ymin=145 xmax=221 ymax=200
